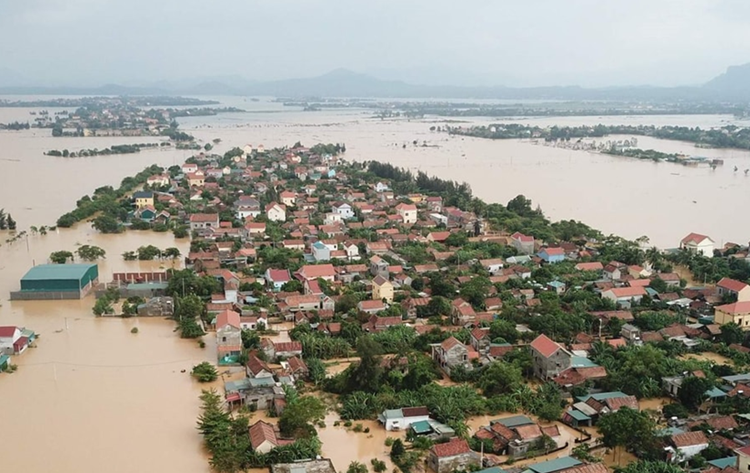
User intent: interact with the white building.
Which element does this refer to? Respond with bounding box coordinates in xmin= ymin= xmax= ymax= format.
xmin=680 ymin=233 xmax=714 ymax=257
xmin=265 ymin=203 xmax=286 ymax=222
xmin=378 ymin=407 xmax=430 ymax=431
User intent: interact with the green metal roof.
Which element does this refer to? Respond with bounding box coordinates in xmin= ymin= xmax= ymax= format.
xmin=0 ymin=354 xmax=9 ymax=367
xmin=381 ymin=409 xmax=402 ymax=420
xmin=708 ymin=457 xmax=737 ymax=469
xmin=410 ymin=420 xmax=433 ymax=434
xmin=475 ymin=468 xmax=507 ymax=473
xmin=565 ymin=409 xmax=591 ymax=421
xmin=528 ymin=457 xmax=581 ymax=473
xmin=21 ymin=264 xmax=97 ymax=281
xmin=570 ymin=356 xmax=598 ymax=368
xmin=705 ymin=387 xmax=727 ymax=398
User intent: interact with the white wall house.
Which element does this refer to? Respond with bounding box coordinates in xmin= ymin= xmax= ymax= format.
xmin=680 ymin=233 xmax=714 ymax=257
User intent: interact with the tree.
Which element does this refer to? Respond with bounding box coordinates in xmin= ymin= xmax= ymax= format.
xmin=459 ymin=276 xmax=491 ymax=308
xmin=50 ymin=250 xmax=74 ymax=264
xmin=598 ymin=407 xmax=657 ymax=462
xmin=477 ymin=361 xmax=523 ymax=396
xmin=173 ymin=226 xmax=189 ymax=238
xmin=163 ymin=247 xmax=181 ymax=259
xmin=76 ymin=245 xmax=106 ymax=261
xmin=678 ymin=376 xmax=713 ymax=411
xmin=192 ymin=362 xmax=219 ymax=382
xmin=347 ymin=337 xmax=383 ymax=393
xmin=92 ymin=214 xmax=121 ymax=233
xmin=137 ymin=245 xmax=161 ymax=260
xmin=6 ymin=214 xmax=16 ymax=230
xmin=347 ymin=462 xmax=368 ymax=473
xmin=306 ymin=358 xmax=327 ymax=385
xmin=390 ymin=438 xmax=405 ymax=459
xmin=720 ymin=322 xmax=745 ymax=345
xmin=93 ymin=297 xmax=114 ymax=316
xmin=278 ymin=395 xmax=326 ymax=438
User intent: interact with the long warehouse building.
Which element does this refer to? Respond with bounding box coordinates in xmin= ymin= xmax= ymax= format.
xmin=10 ymin=264 xmax=99 ymax=300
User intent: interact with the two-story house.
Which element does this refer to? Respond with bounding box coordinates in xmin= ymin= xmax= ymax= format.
xmin=133 ymin=191 xmax=154 ymax=209
xmin=530 ymin=334 xmax=572 ymax=380
xmin=680 ymin=233 xmax=714 ymax=257
xmin=331 ymin=202 xmax=355 ymax=219
xmin=372 ymin=275 xmax=394 ymax=303
xmin=717 ymin=278 xmax=750 ymax=302
xmin=189 ymin=213 xmax=220 ymax=230
xmin=432 ymin=336 xmax=473 ymax=375
xmin=216 ymin=310 xmax=242 ymax=364
xmin=234 ymin=196 xmax=261 ymax=219
xmin=311 ymin=241 xmax=331 ymax=262
xmin=511 ymin=232 xmax=535 ymax=255
xmin=395 ymin=203 xmax=418 ymax=224
xmin=265 ymin=269 xmax=292 ymax=292
xmin=265 ymin=202 xmax=286 ymax=222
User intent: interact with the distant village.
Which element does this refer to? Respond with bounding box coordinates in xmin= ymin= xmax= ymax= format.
xmin=8 ymin=140 xmax=750 ymax=473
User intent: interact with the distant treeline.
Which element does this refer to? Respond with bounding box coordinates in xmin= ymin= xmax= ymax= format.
xmin=0 ymin=96 xmax=219 ymax=108
xmin=0 ymin=121 xmax=31 ymax=130
xmin=446 ymin=124 xmax=750 ymax=150
xmin=394 ymin=102 xmax=748 ymax=118
xmin=168 ymin=107 xmax=245 ymax=117
xmin=45 ymin=143 xmax=165 ymax=157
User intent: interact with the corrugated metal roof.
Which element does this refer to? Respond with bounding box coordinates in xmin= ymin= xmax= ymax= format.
xmin=491 ymin=414 xmax=533 ymax=428
xmin=528 ymin=456 xmax=581 ymax=473
xmin=21 ymin=264 xmax=97 ymax=281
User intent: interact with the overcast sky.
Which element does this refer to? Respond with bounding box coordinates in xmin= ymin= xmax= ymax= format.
xmin=1 ymin=0 xmax=750 ymax=87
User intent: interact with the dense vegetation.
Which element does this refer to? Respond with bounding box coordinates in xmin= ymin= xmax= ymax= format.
xmin=45 ymin=143 xmax=162 ymax=157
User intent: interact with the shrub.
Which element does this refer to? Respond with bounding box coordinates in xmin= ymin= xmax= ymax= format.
xmin=191 ymin=362 xmax=219 ymax=382
xmin=131 ymin=327 xmax=139 ymax=334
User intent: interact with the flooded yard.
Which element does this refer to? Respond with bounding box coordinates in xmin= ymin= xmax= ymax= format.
xmin=680 ymin=352 xmax=733 ymax=366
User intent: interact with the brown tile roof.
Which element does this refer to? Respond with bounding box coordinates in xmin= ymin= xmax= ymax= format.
xmin=530 ymin=334 xmax=563 ymax=358
xmin=671 ymin=430 xmax=708 ymax=448
xmin=249 ymin=420 xmax=278 ymax=450
xmin=402 ymin=406 xmax=429 ymax=417
xmin=706 ymin=415 xmax=738 ymax=431
xmin=515 ymin=424 xmax=543 ymax=440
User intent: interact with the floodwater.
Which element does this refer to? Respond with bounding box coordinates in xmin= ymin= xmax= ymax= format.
xmin=1 ymin=96 xmax=749 ymax=472
xmin=0 ymin=226 xmax=204 ymax=473
xmin=679 ymin=352 xmax=733 ymax=365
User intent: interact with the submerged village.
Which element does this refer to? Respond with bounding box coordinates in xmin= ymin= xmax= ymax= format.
xmin=7 ymin=140 xmax=750 ymax=473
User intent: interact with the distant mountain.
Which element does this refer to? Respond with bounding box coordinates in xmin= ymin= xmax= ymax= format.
xmin=703 ymin=63 xmax=750 ymax=99
xmin=2 ymin=65 xmax=750 ymax=101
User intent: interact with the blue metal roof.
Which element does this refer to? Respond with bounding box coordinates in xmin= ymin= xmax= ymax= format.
xmin=565 ymin=409 xmax=591 ymax=421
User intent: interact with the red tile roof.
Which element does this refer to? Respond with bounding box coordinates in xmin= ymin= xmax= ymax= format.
xmin=249 ymin=420 xmax=278 ymax=450
xmin=716 ymin=301 xmax=750 ymax=315
xmin=718 ymin=278 xmax=750 ymax=293
xmin=671 ymin=430 xmax=708 ymax=448
xmin=274 ymin=341 xmax=302 ymax=353
xmin=216 ymin=310 xmax=241 ymax=329
xmin=530 ymin=334 xmax=563 ymax=358
xmin=681 ymin=232 xmax=712 ymax=244
xmin=511 ymin=232 xmax=533 ymax=242
xmin=431 ymin=438 xmax=472 ymax=458
xmin=402 ymin=406 xmax=429 ymax=417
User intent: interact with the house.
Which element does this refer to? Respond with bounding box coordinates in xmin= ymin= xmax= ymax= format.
xmin=736 ymin=445 xmax=750 ymax=473
xmin=680 ymin=233 xmax=715 ymax=257
xmin=426 ymin=196 xmax=443 ymax=212
xmin=186 ymin=171 xmax=205 ymax=187
xmin=366 ymin=315 xmax=403 ymax=332
xmin=266 ymin=202 xmax=286 ymax=222
xmin=575 ymin=262 xmax=603 ymax=272
xmin=133 ymin=191 xmax=154 ymax=209
xmin=0 ymin=326 xmax=25 ymax=355
xmin=372 ymin=275 xmax=394 ymax=303
xmin=285 ymin=294 xmax=334 ymax=312
xmin=246 ymin=353 xmax=274 ymax=378
xmin=331 ymin=202 xmax=355 ymax=219
xmin=480 ymin=258 xmax=505 ymax=275
xmin=240 ymin=315 xmax=268 ymax=331
xmin=718 ymin=278 xmax=750 ymax=302
xmin=370 ymin=255 xmax=389 ymax=278
xmin=263 ymin=341 xmax=303 ymax=360
xmin=312 ymin=241 xmax=331 ymax=262
xmin=603 ymin=262 xmax=627 ymax=280
xmin=714 ymin=302 xmax=750 ymax=328
xmin=427 ymin=231 xmax=451 ymax=243
xmin=395 ymin=203 xmax=418 ymax=224
xmin=358 ymin=299 xmax=386 ymax=314
xmin=427 ymin=438 xmax=480 ymax=473
xmin=271 ymin=460 xmax=336 ymax=473
xmin=601 ymin=287 xmax=647 ymax=307
xmin=511 ymin=232 xmax=535 ymax=255
xmin=432 ymin=336 xmax=473 ymax=375
xmin=249 ymin=420 xmax=291 ymax=454
xmin=621 ymin=323 xmax=643 ymax=345
xmin=279 ymin=191 xmax=296 ymax=207
xmin=216 ymin=310 xmax=242 ymax=364
xmin=265 ymin=268 xmax=292 ymax=292
xmin=451 ymin=299 xmax=477 ymax=326
xmin=530 ymin=334 xmax=572 ymax=380
xmin=667 ymin=431 xmax=708 ymax=462
xmin=375 ymin=182 xmax=389 ymax=192
xmin=378 ymin=406 xmax=430 ymax=431
xmin=285 ymin=356 xmax=308 ymax=380
xmin=297 ymin=264 xmax=336 ymax=282
xmin=538 ymin=247 xmax=565 ymax=263
xmin=469 ymin=327 xmax=491 ymax=354
xmin=189 ymin=213 xmax=220 ymax=230
xmin=182 ymin=163 xmax=198 ymax=174
xmin=234 ymin=197 xmax=261 ymax=219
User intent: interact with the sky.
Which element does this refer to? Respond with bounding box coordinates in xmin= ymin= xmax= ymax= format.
xmin=1 ymin=0 xmax=750 ymax=87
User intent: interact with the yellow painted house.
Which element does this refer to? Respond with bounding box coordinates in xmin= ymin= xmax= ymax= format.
xmin=714 ymin=301 xmax=750 ymax=328
xmin=133 ymin=191 xmax=154 ymax=209
xmin=187 ymin=171 xmax=205 ymax=188
xmin=372 ymin=275 xmax=394 ymax=303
